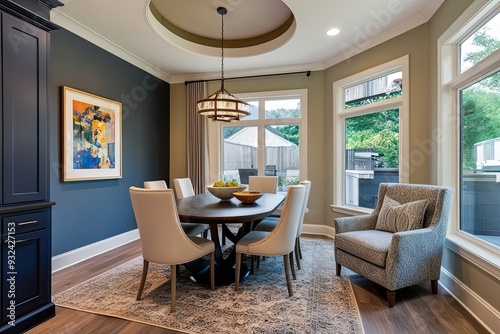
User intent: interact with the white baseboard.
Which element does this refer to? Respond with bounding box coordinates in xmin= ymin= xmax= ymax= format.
xmin=51 ymin=229 xmax=140 ymax=272
xmin=439 ymin=268 xmax=499 ymax=334
xmin=302 ymin=223 xmax=335 ymax=239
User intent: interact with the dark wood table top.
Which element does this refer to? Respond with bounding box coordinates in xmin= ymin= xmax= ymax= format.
xmin=176 ymin=192 xmax=285 ymax=224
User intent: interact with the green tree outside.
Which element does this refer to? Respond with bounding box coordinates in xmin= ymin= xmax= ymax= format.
xmin=461 ymin=23 xmax=500 ymax=170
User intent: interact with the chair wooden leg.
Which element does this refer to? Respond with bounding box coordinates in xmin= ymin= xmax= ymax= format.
xmin=290 ymin=251 xmax=296 ymax=280
xmin=294 ymin=238 xmax=301 ymax=270
xmin=336 ymin=263 xmax=341 ymax=276
xmin=136 ymin=259 xmax=149 ymax=300
xmin=210 ymin=252 xmax=215 ymax=291
xmin=386 ymin=289 xmax=395 ymax=308
xmin=256 ymin=255 xmax=260 ymax=269
xmin=170 ymin=264 xmax=177 ymax=312
xmin=250 ymin=255 xmax=255 ymax=275
xmin=297 ymin=236 xmax=303 ymax=259
xmin=431 ymin=279 xmax=438 ymax=294
xmin=283 ymin=254 xmax=293 ymax=297
xmin=235 ymin=253 xmax=241 ymax=291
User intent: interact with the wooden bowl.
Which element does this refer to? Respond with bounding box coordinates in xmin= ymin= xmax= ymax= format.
xmin=233 ymin=191 xmax=263 ymax=204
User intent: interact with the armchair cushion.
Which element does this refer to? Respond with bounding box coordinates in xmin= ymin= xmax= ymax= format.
xmin=375 ymin=196 xmax=428 ymax=233
xmin=335 ymin=230 xmax=393 ymax=267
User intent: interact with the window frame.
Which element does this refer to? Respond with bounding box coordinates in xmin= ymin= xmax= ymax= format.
xmin=208 ymin=89 xmax=308 ymax=184
xmin=331 ymin=55 xmax=410 ymax=215
xmin=438 ymin=0 xmax=500 ymax=275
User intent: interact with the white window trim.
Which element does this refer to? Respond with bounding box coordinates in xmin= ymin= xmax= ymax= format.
xmin=331 ymin=55 xmax=410 ymax=215
xmin=438 ymin=0 xmax=500 ymax=278
xmin=207 ymin=89 xmax=308 ymax=183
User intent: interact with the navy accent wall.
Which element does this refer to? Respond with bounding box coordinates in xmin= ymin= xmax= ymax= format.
xmin=49 ymin=29 xmax=170 ymax=256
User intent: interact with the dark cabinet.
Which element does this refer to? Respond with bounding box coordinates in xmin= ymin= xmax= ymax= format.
xmin=1 ymin=208 xmax=52 ymax=334
xmin=1 ymin=13 xmax=48 ymax=204
xmin=0 ymin=0 xmax=62 ymax=332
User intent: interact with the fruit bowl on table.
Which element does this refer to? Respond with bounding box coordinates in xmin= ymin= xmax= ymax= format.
xmin=233 ymin=191 xmax=263 ymax=204
xmin=206 ymin=184 xmax=248 ymax=200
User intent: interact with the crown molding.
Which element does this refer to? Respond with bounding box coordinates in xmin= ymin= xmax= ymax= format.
xmin=51 ymin=8 xmax=172 ymax=83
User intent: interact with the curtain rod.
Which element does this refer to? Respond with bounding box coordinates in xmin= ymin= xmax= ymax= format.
xmin=184 ymin=70 xmax=311 ymax=85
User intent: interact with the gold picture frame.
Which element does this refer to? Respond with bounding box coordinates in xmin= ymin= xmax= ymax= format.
xmin=62 ymin=86 xmax=122 ymax=181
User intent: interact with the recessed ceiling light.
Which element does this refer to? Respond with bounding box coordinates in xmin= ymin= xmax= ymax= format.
xmin=326 ymin=28 xmax=340 ymax=36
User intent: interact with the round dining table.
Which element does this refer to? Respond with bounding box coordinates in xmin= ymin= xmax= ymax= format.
xmin=176 ymin=191 xmax=285 ymax=286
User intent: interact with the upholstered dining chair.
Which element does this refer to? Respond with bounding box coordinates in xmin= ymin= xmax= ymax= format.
xmin=171 ymin=178 xmax=210 ymax=238
xmin=129 ymin=187 xmax=215 ymax=312
xmin=175 ymin=176 xmax=239 ymax=245
xmin=254 ymin=180 xmax=311 ymax=272
xmin=248 ymin=175 xmax=278 ymax=193
xmin=334 ymin=183 xmax=454 ymax=307
xmin=144 ymin=180 xmax=206 ymax=237
xmin=247 ymin=175 xmax=280 ymax=242
xmin=235 ymin=185 xmax=305 ymax=296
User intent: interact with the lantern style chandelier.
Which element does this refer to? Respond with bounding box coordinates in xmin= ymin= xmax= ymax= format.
xmin=197 ymin=7 xmax=250 ymax=122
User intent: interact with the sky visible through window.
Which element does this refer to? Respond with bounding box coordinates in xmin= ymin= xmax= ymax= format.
xmin=460 ymin=11 xmax=500 ymax=72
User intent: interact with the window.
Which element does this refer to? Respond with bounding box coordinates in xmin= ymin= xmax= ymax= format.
xmin=332 ymin=56 xmax=409 ymax=215
xmin=210 ymin=89 xmax=307 ymax=191
xmin=439 ymin=0 xmax=500 ymax=272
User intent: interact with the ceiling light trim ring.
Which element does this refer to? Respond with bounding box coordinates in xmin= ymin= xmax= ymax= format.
xmin=147 ymin=1 xmax=296 ymax=57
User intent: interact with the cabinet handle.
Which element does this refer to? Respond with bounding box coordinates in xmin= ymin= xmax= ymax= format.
xmin=4 ymin=238 xmax=34 ymax=244
xmin=18 ymin=220 xmax=38 ymax=226
xmin=14 ymin=238 xmax=35 ymax=244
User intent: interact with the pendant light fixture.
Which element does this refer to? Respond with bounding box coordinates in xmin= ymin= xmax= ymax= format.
xmin=197 ymin=7 xmax=250 ymax=122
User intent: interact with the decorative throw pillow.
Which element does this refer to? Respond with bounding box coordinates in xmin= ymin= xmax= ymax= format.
xmin=375 ymin=196 xmax=428 ymax=233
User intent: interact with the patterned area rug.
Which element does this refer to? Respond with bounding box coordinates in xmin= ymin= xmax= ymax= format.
xmin=53 ymin=236 xmax=363 ymax=334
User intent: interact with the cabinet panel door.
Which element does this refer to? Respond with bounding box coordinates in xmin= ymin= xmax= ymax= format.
xmin=1 ymin=229 xmax=49 ymax=324
xmin=2 ymin=13 xmax=48 ymax=204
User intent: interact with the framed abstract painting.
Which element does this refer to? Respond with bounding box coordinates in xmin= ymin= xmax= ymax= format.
xmin=62 ymin=86 xmax=122 ymax=181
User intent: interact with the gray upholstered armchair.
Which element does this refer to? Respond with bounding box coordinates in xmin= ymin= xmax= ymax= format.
xmin=334 ymin=183 xmax=454 ymax=307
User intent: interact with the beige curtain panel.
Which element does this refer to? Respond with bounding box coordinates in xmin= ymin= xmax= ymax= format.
xmin=186 ymin=81 xmax=209 ymax=194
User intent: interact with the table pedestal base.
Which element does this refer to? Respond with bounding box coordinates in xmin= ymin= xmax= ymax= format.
xmin=185 ymin=260 xmax=249 ymax=287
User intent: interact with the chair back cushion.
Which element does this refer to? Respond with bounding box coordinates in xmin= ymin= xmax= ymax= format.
xmin=375 ymin=183 xmax=454 ymax=231
xmin=375 ymin=196 xmax=428 ymax=232
xmin=248 ymin=176 xmax=278 ymax=193
xmin=173 ymin=178 xmax=196 ymax=199
xmin=143 ymin=180 xmax=168 ymax=190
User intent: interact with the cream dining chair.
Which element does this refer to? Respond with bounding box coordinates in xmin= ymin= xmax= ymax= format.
xmin=172 ymin=178 xmax=210 ymax=238
xmin=254 ymin=180 xmax=311 ymax=272
xmin=129 ymin=187 xmax=215 ymax=312
xmin=247 ymin=175 xmax=279 ymax=239
xmin=235 ymin=185 xmax=305 ymax=296
xmin=144 ymin=180 xmax=206 ymax=237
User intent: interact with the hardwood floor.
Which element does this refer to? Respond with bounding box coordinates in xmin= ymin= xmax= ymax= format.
xmin=27 ymin=237 xmax=489 ymax=334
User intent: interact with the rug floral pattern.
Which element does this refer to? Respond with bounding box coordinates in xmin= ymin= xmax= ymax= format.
xmin=53 ymin=237 xmax=363 ymax=334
